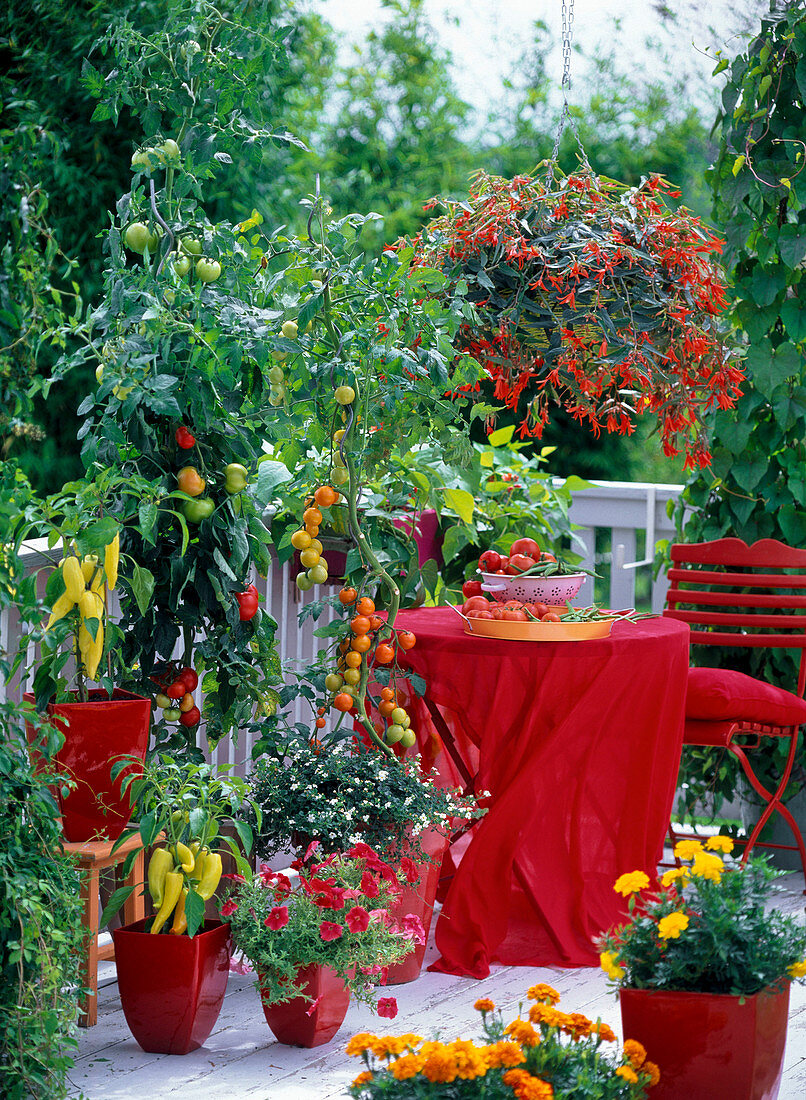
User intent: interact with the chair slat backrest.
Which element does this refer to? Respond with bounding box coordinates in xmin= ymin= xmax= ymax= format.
xmin=663 ymin=537 xmax=806 ymax=697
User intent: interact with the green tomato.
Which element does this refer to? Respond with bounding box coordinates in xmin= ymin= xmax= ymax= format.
xmin=160 ymin=138 xmax=181 ymax=162
xmin=224 ymin=462 xmax=248 ymax=493
xmin=181 ymin=497 xmax=215 ymax=523
xmin=281 ymin=320 xmax=298 ymax=339
xmin=334 ymin=385 xmax=356 ymax=406
xmin=124 ymin=222 xmax=160 ymax=254
xmin=173 ymin=252 xmax=191 ymax=277
xmin=181 ymin=237 xmax=204 ymax=256
xmin=113 ymin=383 xmax=135 ymax=400
xmin=332 ymin=467 xmax=349 ymax=487
xmin=308 ymin=562 xmax=329 ymax=585
xmin=155 ymin=692 xmax=171 ymax=709
xmin=95 ymin=365 xmax=104 ymax=385
xmin=268 ymin=365 xmax=285 ymax=384
xmin=325 ymin=672 xmax=344 ymax=692
xmin=295 ymin=573 xmax=313 ymax=591
xmin=195 ymin=257 xmax=221 ymax=283
xmin=386 ymin=725 xmax=405 ymax=744
xmin=130 ymin=150 xmax=153 ymax=173
xmin=390 ymin=707 xmax=408 ymax=726
xmin=400 ymin=729 xmax=417 ymax=748
xmin=163 ymin=707 xmax=182 ymax=721
xmin=269 ymin=390 xmax=285 ymax=407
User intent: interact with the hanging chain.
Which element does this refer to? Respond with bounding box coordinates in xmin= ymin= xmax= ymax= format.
xmin=549 ymin=0 xmax=592 ymax=177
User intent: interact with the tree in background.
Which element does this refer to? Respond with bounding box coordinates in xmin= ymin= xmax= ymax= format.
xmin=672 ymin=0 xmax=806 ymax=810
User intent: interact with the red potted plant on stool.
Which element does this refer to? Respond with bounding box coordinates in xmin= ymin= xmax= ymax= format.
xmin=598 ymin=837 xmax=806 ymax=1100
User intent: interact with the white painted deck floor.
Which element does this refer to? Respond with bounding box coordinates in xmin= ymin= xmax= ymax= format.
xmin=70 ymin=868 xmax=806 ymax=1100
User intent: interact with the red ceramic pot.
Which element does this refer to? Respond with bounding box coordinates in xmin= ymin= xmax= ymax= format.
xmin=386 ymin=829 xmax=449 ymax=984
xmin=113 ymin=919 xmax=231 ymax=1055
xmin=393 ymin=508 xmax=443 ymax=567
xmin=620 ymin=983 xmax=790 ymax=1100
xmin=24 ymin=689 xmax=151 ymax=842
xmin=260 ymin=964 xmax=350 ymax=1047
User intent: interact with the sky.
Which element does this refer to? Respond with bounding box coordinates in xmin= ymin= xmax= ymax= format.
xmin=314 ymin=0 xmax=751 ymax=119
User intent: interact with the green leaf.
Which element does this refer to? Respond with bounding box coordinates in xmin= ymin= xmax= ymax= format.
xmin=748 ymin=266 xmax=785 ymax=308
xmin=778 ymin=225 xmax=806 ymax=269
xmin=731 ymin=457 xmax=768 ymax=492
xmin=780 ymin=298 xmax=806 ymax=343
xmin=185 ymin=888 xmax=206 ymax=938
xmin=440 ymin=487 xmax=474 ymax=523
xmin=100 ymin=884 xmax=136 ymax=930
xmin=488 ymin=425 xmax=515 ymax=446
xmin=420 ymin=557 xmax=440 ymax=596
xmin=254 ymin=459 xmax=293 ymax=505
xmin=139 ymin=810 xmax=159 ymax=848
xmin=131 ymin=564 xmax=155 ymax=616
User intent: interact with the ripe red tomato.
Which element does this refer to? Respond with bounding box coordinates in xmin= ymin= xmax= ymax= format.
xmin=508 ymin=554 xmax=537 ymax=574
xmin=541 ymin=552 xmax=557 ymax=562
xmin=179 ymin=705 xmax=201 ymax=726
xmin=178 ymin=666 xmax=198 ymax=691
xmin=462 ymin=579 xmax=483 ymax=598
xmin=478 ymin=550 xmax=502 ymax=572
xmin=511 ymin=537 xmax=541 ymax=559
xmin=498 ymin=556 xmax=510 ymax=573
xmin=502 ymin=609 xmax=528 ymax=621
xmin=503 ymin=600 xmax=522 ymax=609
xmin=541 ymin=611 xmax=561 ymax=622
xmin=534 ymin=602 xmax=549 ymax=618
xmin=375 ymin=643 xmax=395 ymax=664
xmin=462 ymin=596 xmax=490 ymax=615
xmin=470 ymin=610 xmax=493 ymax=619
xmin=490 ymin=606 xmax=504 ymax=619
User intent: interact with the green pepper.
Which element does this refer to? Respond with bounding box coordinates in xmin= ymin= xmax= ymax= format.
xmin=151 ymin=870 xmax=183 ymax=934
xmin=147 ymin=847 xmax=174 ymax=909
xmin=224 ymin=462 xmax=248 ymax=494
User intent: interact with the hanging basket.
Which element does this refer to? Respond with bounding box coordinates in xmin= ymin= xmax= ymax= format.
xmin=407 ymin=168 xmax=743 ymax=469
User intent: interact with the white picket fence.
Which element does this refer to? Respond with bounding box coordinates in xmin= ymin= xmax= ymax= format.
xmin=1 ymin=480 xmax=683 ymax=768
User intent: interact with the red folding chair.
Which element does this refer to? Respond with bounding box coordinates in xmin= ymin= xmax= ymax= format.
xmin=663 ymin=538 xmax=806 ymax=881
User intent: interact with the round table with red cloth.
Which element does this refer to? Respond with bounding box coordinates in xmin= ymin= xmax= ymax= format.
xmin=394 ymin=607 xmax=690 ymax=978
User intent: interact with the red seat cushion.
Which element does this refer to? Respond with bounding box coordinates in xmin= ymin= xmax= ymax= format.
xmin=686 ymin=667 xmax=806 ymax=726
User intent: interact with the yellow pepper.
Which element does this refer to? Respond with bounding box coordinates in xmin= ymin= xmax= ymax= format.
xmin=62 ymin=555 xmax=85 ymax=602
xmin=147 ymin=847 xmax=174 ymax=908
xmin=79 ymin=620 xmax=104 ymax=680
xmin=45 ymin=592 xmax=75 ymax=630
xmin=172 ymin=841 xmax=195 ymax=874
xmin=81 ymin=554 xmax=100 ymax=585
xmin=189 ymin=848 xmax=207 ymax=883
xmin=79 ymin=589 xmax=105 ymax=621
xmin=197 ymin=852 xmax=222 ymax=901
xmin=170 ymin=888 xmax=188 ymax=935
xmin=104 ymin=533 xmax=120 ymax=591
xmin=151 ymin=870 xmax=183 ymax=934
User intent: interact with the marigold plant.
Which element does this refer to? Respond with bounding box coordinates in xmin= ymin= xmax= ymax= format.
xmin=347 ymin=984 xmax=658 ymax=1098
xmin=598 ymin=837 xmax=806 ymax=995
xmin=407 ymin=168 xmax=744 ymax=468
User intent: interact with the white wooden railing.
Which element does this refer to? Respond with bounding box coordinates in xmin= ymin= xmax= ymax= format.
xmin=1 ymin=480 xmax=683 ymax=766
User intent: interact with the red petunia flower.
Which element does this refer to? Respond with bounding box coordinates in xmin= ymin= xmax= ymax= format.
xmin=345 ymin=906 xmax=370 ymax=933
xmin=264 ymin=906 xmax=289 ymax=930
xmin=376 ymin=997 xmax=398 ymax=1019
xmin=220 ymin=899 xmax=238 ymax=917
xmin=319 ymin=920 xmax=344 ymax=942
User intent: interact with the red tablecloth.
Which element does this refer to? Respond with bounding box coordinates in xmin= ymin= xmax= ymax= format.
xmin=395 ymin=607 xmax=690 ymax=978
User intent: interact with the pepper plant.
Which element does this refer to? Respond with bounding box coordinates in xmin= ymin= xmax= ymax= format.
xmin=671 ymin=4 xmax=806 ymax=813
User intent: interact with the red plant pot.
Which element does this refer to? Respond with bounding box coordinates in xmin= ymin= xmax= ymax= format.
xmin=386 ymin=829 xmax=449 ymax=984
xmin=113 ymin=919 xmax=231 ymax=1055
xmin=24 ymin=689 xmax=151 ymax=842
xmin=620 ymin=983 xmax=790 ymax=1100
xmin=393 ymin=508 xmax=443 ymax=567
xmin=259 ymin=964 xmax=350 ymax=1047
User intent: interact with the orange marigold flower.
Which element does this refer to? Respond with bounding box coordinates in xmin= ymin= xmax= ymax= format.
xmin=345 ymin=1033 xmax=379 ymax=1057
xmin=502 ymin=1068 xmax=554 ymax=1099
xmin=528 ymin=1003 xmax=562 ymax=1027
xmin=616 ymin=1065 xmax=640 ymax=1085
xmin=561 ymin=1011 xmax=593 ymax=1039
xmin=504 ymin=1019 xmax=541 ymax=1046
xmin=613 ymin=871 xmax=650 ymax=896
xmin=483 ymin=1041 xmax=526 ymax=1068
xmin=474 ymin=997 xmax=496 ymax=1013
xmin=421 ymin=1048 xmax=459 ymax=1084
xmin=389 ymin=1054 xmax=426 ymax=1081
xmin=643 ymin=1060 xmax=661 ymax=1086
xmin=623 ymin=1039 xmax=647 ymax=1068
xmin=447 ymin=1039 xmax=489 ymax=1079
xmin=351 ymin=1070 xmax=373 ymax=1087
xmin=526 ymin=983 xmax=560 ymax=1004
xmin=590 ymin=1021 xmax=617 ymax=1042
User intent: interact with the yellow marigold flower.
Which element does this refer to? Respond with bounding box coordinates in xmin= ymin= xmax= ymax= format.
xmin=643 ymin=1060 xmax=661 ymax=1086
xmin=389 ymin=1054 xmax=426 ymax=1081
xmin=788 ymin=959 xmax=806 ymax=979
xmin=526 ymin=983 xmax=560 ymax=1004
xmin=657 ymin=911 xmax=690 ymax=940
xmin=600 ymin=951 xmax=626 ymax=981
xmin=421 ymin=1048 xmax=458 ymax=1084
xmin=660 ymin=867 xmax=690 ymax=888
xmin=614 ymin=870 xmax=650 ymax=896
xmin=690 ymin=851 xmax=724 ymax=882
xmin=616 ymin=1064 xmax=640 ymax=1085
xmin=448 ymin=1039 xmax=489 ymax=1080
xmin=705 ymin=834 xmax=734 ymax=854
xmin=673 ymin=839 xmax=704 ymax=860
xmin=590 ymin=1021 xmax=617 ymax=1042
xmin=474 ymin=997 xmax=496 ymax=1013
xmin=397 ymin=1033 xmax=424 ymax=1048
xmin=483 ymin=1041 xmax=526 ymax=1068
xmin=372 ymin=1036 xmax=416 ymax=1057
xmin=345 ymin=1033 xmax=379 ymax=1057
xmin=351 ymin=1071 xmax=373 ymax=1087
xmin=504 ymin=1019 xmax=541 ymax=1046
xmin=623 ymin=1039 xmax=647 ymax=1068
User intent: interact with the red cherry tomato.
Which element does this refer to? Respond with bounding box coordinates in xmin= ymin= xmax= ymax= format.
xmin=541 ymin=611 xmax=561 ymax=622
xmin=236 ymin=583 xmax=259 ymax=621
xmin=541 ymin=552 xmax=557 ymax=562
xmin=166 ymin=681 xmax=185 ymax=700
xmin=397 ymin=630 xmax=416 ymax=651
xmin=478 ymin=550 xmax=502 ymax=573
xmin=462 ymin=579 xmax=483 ymax=598
xmin=498 ymin=556 xmax=509 ymax=573
xmin=508 ymin=553 xmax=537 ymax=574
xmin=490 ymin=606 xmax=504 ymax=619
xmin=178 ymin=666 xmax=198 ymax=691
xmin=462 ymin=596 xmax=491 ymax=615
xmin=175 ymin=425 xmax=196 ymax=450
xmin=511 ymin=537 xmax=541 ymax=559
xmin=179 ymin=705 xmax=201 ymax=726
xmin=502 ymin=609 xmax=528 ymax=621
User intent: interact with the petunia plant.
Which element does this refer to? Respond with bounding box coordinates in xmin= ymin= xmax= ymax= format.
xmin=598 ymin=837 xmax=806 ymax=996
xmin=407 ymin=167 xmax=744 ymax=469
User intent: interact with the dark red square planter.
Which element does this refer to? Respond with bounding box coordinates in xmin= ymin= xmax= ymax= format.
xmin=259 ymin=964 xmax=350 ymax=1047
xmin=385 ymin=828 xmax=448 ymax=985
xmin=620 ymin=983 xmax=790 ymax=1100
xmin=112 ymin=919 xmax=232 ymax=1055
xmin=24 ymin=689 xmax=151 ymax=842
